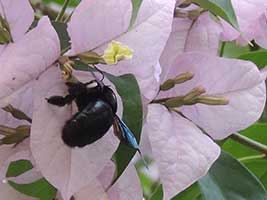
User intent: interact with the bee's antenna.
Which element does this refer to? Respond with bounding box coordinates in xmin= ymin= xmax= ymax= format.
xmin=92 ymin=65 xmax=105 ymax=82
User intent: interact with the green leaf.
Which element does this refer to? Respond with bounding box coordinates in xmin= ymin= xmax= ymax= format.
xmin=199 ymin=151 xmax=267 ymax=200
xmin=9 ymin=179 xmax=57 ymax=200
xmin=222 ymin=123 xmax=267 ymax=191
xmin=106 ymin=73 xmax=143 ymax=185
xmin=244 ymin=159 xmax=267 ymax=183
xmin=148 ymin=183 xmax=202 ymax=200
xmin=137 ymin=170 xmax=158 ymax=198
xmin=5 ymin=159 xmax=57 ymax=199
xmin=52 ymin=21 xmax=71 ymax=53
xmin=6 ymin=160 xmax=33 ymax=178
xmin=220 ymin=42 xmax=250 ymax=58
xmin=135 ymin=157 xmax=156 ymax=198
xmin=261 ymin=171 xmax=267 ymax=189
xmin=192 ymin=0 xmax=239 ymax=30
xmin=149 ymin=184 xmax=163 ymax=200
xmin=43 ymin=0 xmax=80 ymax=7
xmin=128 ymin=0 xmax=143 ymax=30
xmin=72 ymin=61 xmax=143 ymax=187
xmin=147 ymin=181 xmax=203 ymax=200
xmin=172 ymin=183 xmax=202 ymax=200
xmin=238 ymin=51 xmax=267 ymax=69
xmin=223 ymin=123 xmax=267 ymax=158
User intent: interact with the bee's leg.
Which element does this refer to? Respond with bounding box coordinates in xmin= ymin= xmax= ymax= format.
xmin=46 ymin=94 xmax=75 ymax=107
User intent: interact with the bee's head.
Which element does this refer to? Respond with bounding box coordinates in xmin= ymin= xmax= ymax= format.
xmin=65 ymin=79 xmax=105 ymax=98
xmin=65 ymin=81 xmax=88 ymax=97
xmin=85 ymin=79 xmax=104 ymax=92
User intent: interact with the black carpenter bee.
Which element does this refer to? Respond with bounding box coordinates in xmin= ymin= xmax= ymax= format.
xmin=46 ymin=72 xmax=141 ymax=152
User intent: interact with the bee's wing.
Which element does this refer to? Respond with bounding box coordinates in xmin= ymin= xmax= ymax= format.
xmin=114 ymin=115 xmax=139 ymax=150
xmin=114 ymin=115 xmax=149 ymax=169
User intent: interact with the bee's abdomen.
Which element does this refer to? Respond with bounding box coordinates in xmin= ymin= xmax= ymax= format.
xmin=62 ymin=100 xmax=115 ymax=147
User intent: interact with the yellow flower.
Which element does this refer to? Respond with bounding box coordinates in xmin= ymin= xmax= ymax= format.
xmin=102 ymin=41 xmax=133 ymax=65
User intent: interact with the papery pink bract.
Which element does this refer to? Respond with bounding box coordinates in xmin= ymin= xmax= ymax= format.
xmin=0 ymin=0 xmax=34 ymax=59
xmin=0 ymin=141 xmax=31 ymax=180
xmin=0 ymin=1 xmax=61 ymax=199
xmin=0 ymin=0 xmax=40 ymax=188
xmin=106 ymin=165 xmax=142 ymax=200
xmin=0 ymin=16 xmax=60 ymax=107
xmin=30 ymin=67 xmax=120 ymax=200
xmin=0 ymin=144 xmax=42 ymax=194
xmin=0 ymin=122 xmax=40 ymax=199
xmin=143 ymin=45 xmax=266 ymax=198
xmin=184 ymin=13 xmax=222 ymax=55
xmin=160 ymin=53 xmax=266 ymax=139
xmin=68 ymin=0 xmax=176 ymax=101
xmin=144 ymin=104 xmax=220 ymax=199
xmin=160 ymin=12 xmax=222 ymax=82
xmin=0 ymin=183 xmax=37 ymax=200
xmin=0 ymin=0 xmax=34 ymax=42
xmin=73 ymin=162 xmax=142 ymax=200
xmin=221 ymin=0 xmax=267 ymax=47
xmin=29 ymin=0 xmax=176 ymax=199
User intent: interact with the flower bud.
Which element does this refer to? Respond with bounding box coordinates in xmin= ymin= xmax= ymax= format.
xmin=2 ymin=104 xmax=32 ymax=123
xmin=174 ymin=72 xmax=194 ymax=84
xmin=0 ymin=29 xmax=11 ymax=44
xmin=164 ymin=96 xmax=184 ymax=108
xmin=196 ymin=95 xmax=229 ymax=105
xmin=160 ymin=72 xmax=194 ymax=91
xmin=0 ymin=125 xmax=16 ymax=136
xmin=0 ymin=15 xmax=12 ymax=44
xmin=160 ymin=79 xmax=175 ymax=91
xmin=0 ymin=125 xmax=30 ymax=145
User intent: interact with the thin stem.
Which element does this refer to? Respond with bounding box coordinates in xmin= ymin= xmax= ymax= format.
xmin=31 ymin=2 xmax=59 ymax=19
xmin=151 ymin=97 xmax=173 ymax=103
xmin=238 ymin=154 xmax=266 ymax=162
xmin=64 ymin=10 xmax=74 ymax=23
xmin=231 ymin=133 xmax=267 ymax=155
xmin=61 ymin=45 xmax=71 ymax=55
xmin=55 ymin=0 xmax=71 ymax=22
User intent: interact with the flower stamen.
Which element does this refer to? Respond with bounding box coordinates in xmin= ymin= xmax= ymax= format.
xmin=183 ymin=86 xmax=206 ymax=103
xmin=102 ymin=41 xmax=133 ymax=65
xmin=2 ymin=104 xmax=32 ymax=123
xmin=59 ymin=56 xmax=75 ymax=81
xmin=153 ymin=87 xmax=229 ymax=108
xmin=160 ymin=72 xmax=194 ymax=91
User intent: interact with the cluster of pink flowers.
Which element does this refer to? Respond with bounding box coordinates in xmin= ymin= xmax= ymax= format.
xmin=0 ymin=0 xmax=266 ymax=199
